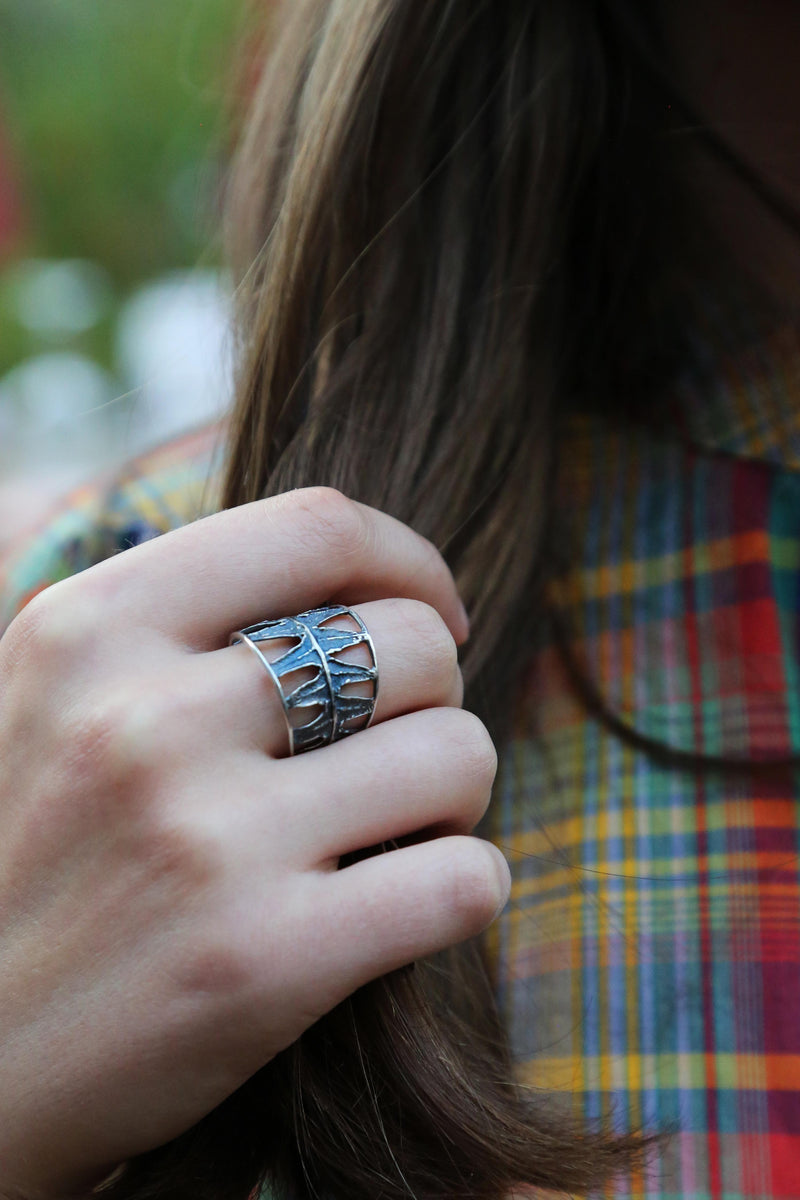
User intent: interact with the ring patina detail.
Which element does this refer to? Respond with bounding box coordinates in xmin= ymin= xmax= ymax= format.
xmin=229 ymin=604 xmax=379 ymax=755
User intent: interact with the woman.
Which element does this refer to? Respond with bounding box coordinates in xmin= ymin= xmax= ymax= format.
xmin=0 ymin=1 xmax=798 ymax=1197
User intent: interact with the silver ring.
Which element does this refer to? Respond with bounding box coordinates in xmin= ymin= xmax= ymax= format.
xmin=229 ymin=604 xmax=379 ymax=755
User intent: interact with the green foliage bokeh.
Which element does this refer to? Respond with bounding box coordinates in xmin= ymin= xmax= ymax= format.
xmin=0 ymin=0 xmax=243 ymax=375
xmin=0 ymin=0 xmax=241 ymax=278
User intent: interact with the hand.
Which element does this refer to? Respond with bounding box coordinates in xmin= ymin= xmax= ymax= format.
xmin=0 ymin=487 xmax=510 ymax=1198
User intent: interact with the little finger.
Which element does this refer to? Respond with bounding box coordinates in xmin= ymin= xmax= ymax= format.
xmin=271 ymin=835 xmax=511 ymax=1014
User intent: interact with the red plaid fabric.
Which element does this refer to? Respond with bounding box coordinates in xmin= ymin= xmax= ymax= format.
xmin=5 ymin=327 xmax=800 ymax=1198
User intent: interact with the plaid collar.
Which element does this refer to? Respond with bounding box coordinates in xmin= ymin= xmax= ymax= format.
xmin=674 ymin=320 xmax=800 ymax=470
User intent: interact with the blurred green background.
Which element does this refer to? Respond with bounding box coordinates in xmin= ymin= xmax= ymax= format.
xmin=0 ymin=0 xmax=242 ymax=373
xmin=0 ymin=0 xmax=250 ymax=540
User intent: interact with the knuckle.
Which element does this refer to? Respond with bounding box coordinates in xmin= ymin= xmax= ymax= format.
xmin=67 ymin=683 xmax=189 ymax=795
xmin=169 ymin=934 xmax=252 ymax=1003
xmin=137 ymin=807 xmax=223 ymax=900
xmin=112 ymin=687 xmax=193 ymax=774
xmin=397 ymin=598 xmax=458 ymax=681
xmin=2 ymin=583 xmax=92 ymax=670
xmin=286 ymin=486 xmax=370 ymax=562
xmin=0 ymin=564 xmax=126 ymax=683
xmin=0 ymin=596 xmax=43 ymax=666
xmin=415 ymin=531 xmax=458 ymax=595
xmin=440 ymin=838 xmax=508 ymax=935
xmin=462 ymin=772 xmax=494 ymax=831
xmin=60 ymin=695 xmax=143 ymax=794
xmin=436 ymin=707 xmax=498 ymax=787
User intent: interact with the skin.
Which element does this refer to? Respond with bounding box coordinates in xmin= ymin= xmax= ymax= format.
xmin=658 ymin=0 xmax=800 ymax=312
xmin=0 ymin=486 xmax=510 ymax=1198
xmin=6 ymin=7 xmax=796 ymax=1196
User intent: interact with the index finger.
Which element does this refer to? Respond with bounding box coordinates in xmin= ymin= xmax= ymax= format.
xmin=61 ymin=487 xmax=470 ymax=650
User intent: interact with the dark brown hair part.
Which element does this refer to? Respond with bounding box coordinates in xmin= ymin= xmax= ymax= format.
xmin=93 ymin=1 xmax=715 ymax=1196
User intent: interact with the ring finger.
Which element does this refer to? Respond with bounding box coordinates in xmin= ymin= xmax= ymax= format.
xmin=190 ymin=596 xmax=464 ymax=758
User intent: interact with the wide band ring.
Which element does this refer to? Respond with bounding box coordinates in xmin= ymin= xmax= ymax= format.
xmin=229 ymin=604 xmax=379 ymax=755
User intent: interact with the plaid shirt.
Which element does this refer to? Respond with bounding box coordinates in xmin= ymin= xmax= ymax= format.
xmin=3 ymin=327 xmax=800 ymax=1199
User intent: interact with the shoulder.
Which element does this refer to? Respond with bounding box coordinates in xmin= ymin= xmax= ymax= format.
xmin=0 ymin=421 xmax=226 ymax=633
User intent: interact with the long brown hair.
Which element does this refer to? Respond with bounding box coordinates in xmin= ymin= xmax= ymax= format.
xmin=97 ymin=2 xmax=719 ymax=1196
